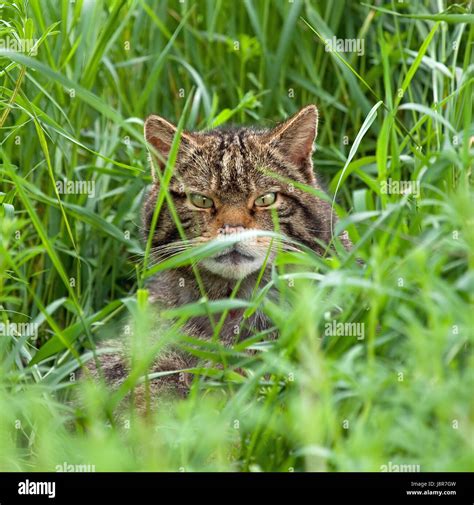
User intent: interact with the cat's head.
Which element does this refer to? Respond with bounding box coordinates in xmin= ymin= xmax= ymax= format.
xmin=143 ymin=105 xmax=334 ymax=280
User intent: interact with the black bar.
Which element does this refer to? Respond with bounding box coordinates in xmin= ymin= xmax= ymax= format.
xmin=0 ymin=472 xmax=472 ymax=505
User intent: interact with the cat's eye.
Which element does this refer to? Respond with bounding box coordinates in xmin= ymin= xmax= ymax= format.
xmin=189 ymin=193 xmax=214 ymax=209
xmin=254 ymin=192 xmax=277 ymax=207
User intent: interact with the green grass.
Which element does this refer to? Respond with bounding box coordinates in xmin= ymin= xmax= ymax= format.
xmin=0 ymin=0 xmax=473 ymax=472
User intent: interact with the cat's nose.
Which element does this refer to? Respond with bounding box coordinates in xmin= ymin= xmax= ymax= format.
xmin=218 ymin=224 xmax=245 ymax=236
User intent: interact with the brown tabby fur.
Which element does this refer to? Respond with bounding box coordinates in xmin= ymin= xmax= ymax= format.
xmin=83 ymin=105 xmax=351 ymax=410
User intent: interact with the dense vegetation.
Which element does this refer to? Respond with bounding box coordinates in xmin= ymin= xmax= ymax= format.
xmin=0 ymin=0 xmax=472 ymax=472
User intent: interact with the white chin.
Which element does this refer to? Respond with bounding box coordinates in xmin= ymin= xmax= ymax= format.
xmin=200 ymin=257 xmax=264 ymax=280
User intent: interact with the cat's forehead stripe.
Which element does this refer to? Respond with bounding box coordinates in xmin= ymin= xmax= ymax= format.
xmin=206 ymin=131 xmax=253 ymax=193
xmin=178 ymin=127 xmax=304 ymax=196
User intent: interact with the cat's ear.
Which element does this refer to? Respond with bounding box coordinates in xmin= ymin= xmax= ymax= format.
xmin=264 ymin=105 xmax=318 ymax=167
xmin=144 ymin=115 xmax=198 ymax=174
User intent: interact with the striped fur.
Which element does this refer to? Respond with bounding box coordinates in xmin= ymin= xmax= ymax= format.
xmin=84 ymin=106 xmax=351 ymax=410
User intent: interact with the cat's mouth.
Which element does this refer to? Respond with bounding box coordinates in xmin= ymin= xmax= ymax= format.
xmin=213 ymin=248 xmax=255 ymax=264
xmin=200 ymin=243 xmax=264 ymax=279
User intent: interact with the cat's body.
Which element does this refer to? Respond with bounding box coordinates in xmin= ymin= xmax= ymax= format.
xmin=83 ymin=105 xmax=351 ymax=406
xmin=148 ymin=266 xmax=272 ymax=344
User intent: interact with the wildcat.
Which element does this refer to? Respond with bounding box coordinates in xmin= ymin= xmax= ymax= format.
xmin=83 ymin=105 xmax=351 ymax=406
